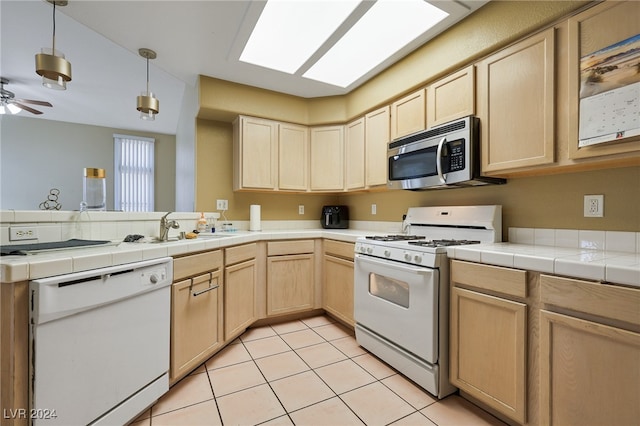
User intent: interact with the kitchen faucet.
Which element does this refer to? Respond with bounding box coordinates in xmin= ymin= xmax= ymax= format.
xmin=159 ymin=212 xmax=180 ymax=241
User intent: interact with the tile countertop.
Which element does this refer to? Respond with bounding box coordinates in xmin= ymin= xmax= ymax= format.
xmin=0 ymin=229 xmax=376 ymax=283
xmin=447 ymin=243 xmax=640 ymax=288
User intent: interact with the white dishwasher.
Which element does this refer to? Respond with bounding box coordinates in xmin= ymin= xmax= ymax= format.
xmin=29 ymin=257 xmax=173 ymax=426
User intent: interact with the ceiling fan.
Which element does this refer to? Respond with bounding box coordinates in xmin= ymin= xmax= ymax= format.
xmin=0 ymin=78 xmax=52 ymax=115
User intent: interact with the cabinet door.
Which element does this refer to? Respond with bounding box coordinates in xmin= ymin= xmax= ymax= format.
xmin=427 ymin=65 xmax=475 ymax=127
xmin=567 ymin=1 xmax=640 ymax=160
xmin=171 ymin=272 xmax=223 ymax=381
xmin=477 ymin=28 xmax=555 ymax=173
xmin=279 ymin=123 xmax=309 ymax=190
xmin=390 ymin=89 xmax=425 ymax=139
xmin=450 ymin=286 xmax=527 ymax=423
xmin=365 ymin=106 xmax=390 ymax=187
xmin=310 ymin=126 xmax=344 ymax=191
xmin=322 ymin=254 xmax=354 ymax=326
xmin=234 ymin=116 xmax=278 ymax=190
xmin=345 ymin=117 xmax=365 ymax=190
xmin=267 ymin=253 xmax=314 ymax=316
xmin=224 ymin=259 xmax=256 ymax=340
xmin=540 ymin=310 xmax=640 ymax=426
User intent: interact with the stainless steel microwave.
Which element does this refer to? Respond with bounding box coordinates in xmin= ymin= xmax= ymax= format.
xmin=387 ymin=116 xmax=505 ymax=190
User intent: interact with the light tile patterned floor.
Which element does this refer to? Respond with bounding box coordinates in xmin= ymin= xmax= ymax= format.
xmin=131 ymin=315 xmax=506 ymax=426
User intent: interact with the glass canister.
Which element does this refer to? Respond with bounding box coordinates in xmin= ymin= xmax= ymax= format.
xmin=81 ymin=168 xmax=106 ymax=211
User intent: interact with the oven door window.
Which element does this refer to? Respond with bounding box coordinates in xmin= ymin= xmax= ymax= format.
xmin=369 ymin=273 xmax=409 ymax=308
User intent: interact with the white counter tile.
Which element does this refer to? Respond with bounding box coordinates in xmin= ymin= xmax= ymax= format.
xmin=513 ymin=254 xmax=555 ymax=273
xmin=579 ymin=230 xmax=606 ymax=250
xmin=29 ymin=256 xmax=73 ymax=280
xmin=605 ymin=231 xmax=636 ymax=253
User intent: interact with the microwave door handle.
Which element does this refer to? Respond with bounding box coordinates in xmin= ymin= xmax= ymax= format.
xmin=436 ymin=137 xmax=447 ymax=184
xmin=325 ymin=212 xmax=330 ymax=227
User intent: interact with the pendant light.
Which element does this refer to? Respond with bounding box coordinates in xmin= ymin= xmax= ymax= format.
xmin=136 ymin=48 xmax=159 ymax=121
xmin=35 ymin=0 xmax=72 ymax=90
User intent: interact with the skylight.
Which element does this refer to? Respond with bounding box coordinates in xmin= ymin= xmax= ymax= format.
xmin=304 ymin=0 xmax=449 ymax=87
xmin=240 ymin=0 xmax=450 ymax=89
xmin=239 ymin=0 xmax=361 ymax=74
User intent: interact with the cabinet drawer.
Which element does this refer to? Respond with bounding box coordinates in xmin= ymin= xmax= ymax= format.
xmin=540 ymin=274 xmax=640 ymax=326
xmin=267 ymin=240 xmax=314 ymax=256
xmin=225 ymin=243 xmax=257 ymax=266
xmin=173 ymin=250 xmax=222 ymax=281
xmin=324 ymin=240 xmax=354 ymax=260
xmin=451 ymin=260 xmax=527 ymax=298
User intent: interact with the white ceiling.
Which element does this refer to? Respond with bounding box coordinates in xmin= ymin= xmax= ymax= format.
xmin=0 ymin=0 xmax=487 ymax=135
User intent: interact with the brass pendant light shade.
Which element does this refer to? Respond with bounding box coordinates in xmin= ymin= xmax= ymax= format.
xmin=35 ymin=1 xmax=72 ymax=90
xmin=136 ymin=48 xmax=159 ymax=120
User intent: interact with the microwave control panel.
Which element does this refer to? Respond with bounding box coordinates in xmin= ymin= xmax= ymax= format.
xmin=447 ymin=139 xmax=465 ymax=171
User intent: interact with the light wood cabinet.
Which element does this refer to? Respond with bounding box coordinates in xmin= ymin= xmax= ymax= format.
xmin=566 ymin=1 xmax=640 ymax=161
xmin=539 ymin=274 xmax=640 ymax=426
xmin=450 ymin=260 xmax=529 ymax=424
xmin=224 ymin=243 xmax=257 ymax=341
xmin=322 ymin=240 xmax=355 ymax=326
xmin=233 ymin=116 xmax=278 ymax=190
xmin=171 ymin=250 xmax=224 ymax=383
xmin=267 ymin=240 xmax=315 ymax=316
xmin=345 ymin=117 xmax=365 ymax=190
xmin=427 ymin=65 xmax=475 ymax=127
xmin=390 ymin=88 xmax=426 ymax=139
xmin=278 ymin=122 xmax=309 ymax=191
xmin=310 ymin=125 xmax=345 ymax=191
xmin=477 ymin=27 xmax=556 ymax=174
xmin=365 ymin=106 xmax=391 ymax=188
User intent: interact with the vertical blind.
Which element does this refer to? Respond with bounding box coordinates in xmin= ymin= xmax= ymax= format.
xmin=114 ymin=134 xmax=155 ymax=212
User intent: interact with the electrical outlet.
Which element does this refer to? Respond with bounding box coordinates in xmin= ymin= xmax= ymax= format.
xmin=371 ymin=204 xmax=377 ymax=215
xmin=216 ymin=199 xmax=228 ymax=210
xmin=9 ymin=226 xmax=38 ymax=241
xmin=298 ymin=205 xmax=304 ymax=215
xmin=584 ymin=195 xmax=604 ymax=217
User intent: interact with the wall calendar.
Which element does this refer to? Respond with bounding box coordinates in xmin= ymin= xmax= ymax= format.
xmin=578 ymin=34 xmax=640 ymax=147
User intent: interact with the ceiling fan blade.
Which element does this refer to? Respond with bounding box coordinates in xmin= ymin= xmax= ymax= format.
xmin=13 ymin=98 xmax=52 ymax=107
xmin=13 ymin=101 xmax=43 ymax=115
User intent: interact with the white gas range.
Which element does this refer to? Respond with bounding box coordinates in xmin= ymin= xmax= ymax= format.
xmin=354 ymin=205 xmax=502 ymax=398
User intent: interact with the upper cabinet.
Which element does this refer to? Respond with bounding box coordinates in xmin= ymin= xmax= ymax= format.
xmin=345 ymin=117 xmax=366 ymax=190
xmin=390 ymin=88 xmax=426 ymax=140
xmin=566 ymin=1 xmax=640 ymax=161
xmin=233 ymin=116 xmax=278 ymax=190
xmin=278 ymin=123 xmax=309 ymax=191
xmin=365 ymin=106 xmax=391 ymax=188
xmin=477 ymin=28 xmax=556 ymax=174
xmin=427 ymin=65 xmax=475 ymax=127
xmin=310 ymin=125 xmax=345 ymax=191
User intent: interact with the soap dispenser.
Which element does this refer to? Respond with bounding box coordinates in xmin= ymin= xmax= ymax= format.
xmin=197 ymin=212 xmax=208 ymax=233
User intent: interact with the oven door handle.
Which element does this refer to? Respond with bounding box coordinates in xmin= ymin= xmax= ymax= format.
xmin=436 ymin=137 xmax=447 ymax=184
xmin=355 ymin=254 xmax=433 ymax=275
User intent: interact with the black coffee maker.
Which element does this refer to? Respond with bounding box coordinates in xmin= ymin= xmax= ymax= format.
xmin=321 ymin=205 xmax=349 ymax=229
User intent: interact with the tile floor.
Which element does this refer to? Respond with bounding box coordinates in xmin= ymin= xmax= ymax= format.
xmin=131 ymin=315 xmax=506 ymax=426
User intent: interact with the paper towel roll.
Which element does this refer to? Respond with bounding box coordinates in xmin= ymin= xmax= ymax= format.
xmin=249 ymin=204 xmax=261 ymax=231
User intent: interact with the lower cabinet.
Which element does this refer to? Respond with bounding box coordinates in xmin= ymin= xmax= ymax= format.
xmin=539 ymin=274 xmax=640 ymax=426
xmin=322 ymin=240 xmax=354 ymax=326
xmin=170 ymin=250 xmax=224 ymax=383
xmin=449 ymin=260 xmax=529 ymax=424
xmin=267 ymin=240 xmax=315 ymax=316
xmin=224 ymin=243 xmax=257 ymax=341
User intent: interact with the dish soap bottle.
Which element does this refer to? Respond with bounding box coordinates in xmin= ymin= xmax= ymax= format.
xmin=197 ymin=212 xmax=208 ymax=233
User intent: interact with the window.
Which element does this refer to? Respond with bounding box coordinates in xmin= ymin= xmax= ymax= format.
xmin=114 ymin=134 xmax=155 ymax=212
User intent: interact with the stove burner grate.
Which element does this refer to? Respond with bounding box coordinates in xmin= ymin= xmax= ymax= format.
xmin=408 ymin=239 xmax=481 ymax=248
xmin=365 ymin=235 xmax=426 ymax=242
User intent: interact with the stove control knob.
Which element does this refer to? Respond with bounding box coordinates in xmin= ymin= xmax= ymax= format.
xmin=414 ymin=255 xmax=423 ymax=263
xmin=149 ymin=274 xmax=159 ymax=284
xmin=384 ymin=250 xmax=391 ymax=257
xmin=367 ymin=247 xmax=373 ymax=254
xmin=404 ymin=252 xmax=412 ymax=261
